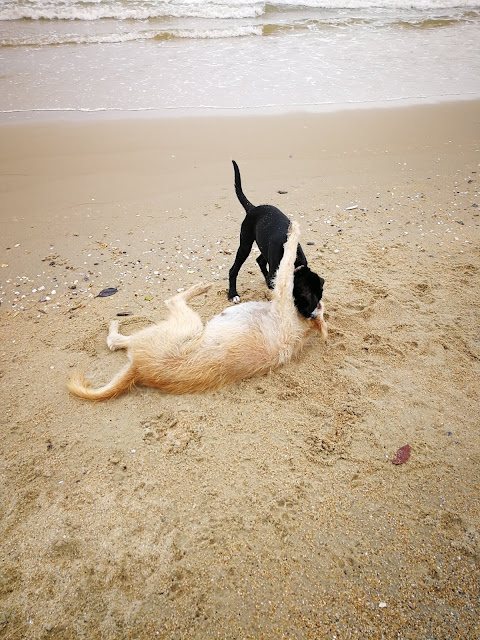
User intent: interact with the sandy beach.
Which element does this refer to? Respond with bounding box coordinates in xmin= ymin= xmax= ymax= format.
xmin=1 ymin=101 xmax=479 ymax=638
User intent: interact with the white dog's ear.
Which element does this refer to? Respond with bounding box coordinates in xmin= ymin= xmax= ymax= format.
xmin=294 ymin=265 xmax=304 ymax=273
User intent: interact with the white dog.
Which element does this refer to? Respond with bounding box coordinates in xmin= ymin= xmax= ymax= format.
xmin=68 ymin=222 xmax=327 ymax=400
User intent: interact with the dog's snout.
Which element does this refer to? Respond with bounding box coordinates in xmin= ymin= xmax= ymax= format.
xmin=310 ymin=300 xmax=324 ymax=320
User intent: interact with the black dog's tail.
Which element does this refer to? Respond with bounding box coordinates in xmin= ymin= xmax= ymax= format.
xmin=232 ymin=160 xmax=255 ymax=213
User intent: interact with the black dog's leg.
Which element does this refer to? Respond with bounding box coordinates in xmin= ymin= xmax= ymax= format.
xmin=228 ymin=231 xmax=254 ymax=303
xmin=267 ymin=245 xmax=287 ymax=290
xmin=256 ymin=254 xmax=271 ymax=288
xmin=267 ymin=268 xmax=278 ymax=290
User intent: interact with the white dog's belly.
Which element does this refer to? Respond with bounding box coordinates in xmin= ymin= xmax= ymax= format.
xmin=201 ymin=301 xmax=271 ymax=348
xmin=205 ymin=301 xmax=269 ymax=330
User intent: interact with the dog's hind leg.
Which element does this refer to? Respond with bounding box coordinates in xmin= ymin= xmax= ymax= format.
xmin=165 ymin=282 xmax=212 ymax=309
xmin=256 ymin=254 xmax=272 ymax=288
xmin=107 ymin=320 xmax=131 ymax=351
xmin=182 ymin=282 xmax=213 ymax=301
xmin=164 ymin=282 xmax=212 ymax=337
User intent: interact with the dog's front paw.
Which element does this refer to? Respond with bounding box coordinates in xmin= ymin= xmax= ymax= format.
xmin=230 ymin=295 xmax=241 ymax=304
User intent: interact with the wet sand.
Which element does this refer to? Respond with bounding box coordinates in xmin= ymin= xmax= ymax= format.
xmin=1 ymin=101 xmax=479 ymax=638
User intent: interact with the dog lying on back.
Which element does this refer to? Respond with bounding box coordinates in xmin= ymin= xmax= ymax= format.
xmin=68 ymin=222 xmax=327 ymax=401
xmin=228 ymin=160 xmax=325 ymax=319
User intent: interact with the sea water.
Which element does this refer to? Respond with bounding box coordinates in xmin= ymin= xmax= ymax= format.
xmin=0 ymin=0 xmax=479 ymax=120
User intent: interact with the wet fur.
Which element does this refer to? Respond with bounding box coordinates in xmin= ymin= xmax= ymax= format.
xmin=68 ymin=222 xmax=327 ymax=401
xmin=228 ymin=160 xmax=324 ymax=318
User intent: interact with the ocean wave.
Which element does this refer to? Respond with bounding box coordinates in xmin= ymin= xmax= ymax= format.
xmin=0 ymin=25 xmax=263 ymax=47
xmin=267 ymin=0 xmax=480 ymax=7
xmin=1 ymin=0 xmax=479 ymax=22
xmin=261 ymin=15 xmax=474 ymax=35
xmin=0 ymin=1 xmax=264 ymax=21
xmin=1 ymin=14 xmax=476 ymax=47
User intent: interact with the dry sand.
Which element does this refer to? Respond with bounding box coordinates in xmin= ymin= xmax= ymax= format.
xmin=0 ymin=101 xmax=479 ymax=639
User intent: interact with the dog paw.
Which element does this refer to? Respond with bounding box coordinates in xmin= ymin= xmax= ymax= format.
xmin=107 ymin=337 xmax=118 ymax=351
xmin=230 ymin=295 xmax=240 ymax=304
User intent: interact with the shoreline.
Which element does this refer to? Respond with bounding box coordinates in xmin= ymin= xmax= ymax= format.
xmin=1 ymin=93 xmax=479 ymax=124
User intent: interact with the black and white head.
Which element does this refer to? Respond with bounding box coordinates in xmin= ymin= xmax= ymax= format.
xmin=292 ymin=265 xmax=325 ymax=320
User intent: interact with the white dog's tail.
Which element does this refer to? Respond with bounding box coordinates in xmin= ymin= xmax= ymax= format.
xmin=67 ymin=364 xmax=136 ymax=401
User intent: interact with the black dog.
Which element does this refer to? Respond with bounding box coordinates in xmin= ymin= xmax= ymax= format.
xmin=228 ymin=160 xmax=324 ymax=319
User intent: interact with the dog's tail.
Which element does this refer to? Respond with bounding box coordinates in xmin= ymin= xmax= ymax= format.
xmin=67 ymin=364 xmax=136 ymax=401
xmin=232 ymin=160 xmax=255 ymax=213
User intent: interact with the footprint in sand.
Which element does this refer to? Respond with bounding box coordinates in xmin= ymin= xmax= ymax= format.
xmin=141 ymin=412 xmax=201 ymax=453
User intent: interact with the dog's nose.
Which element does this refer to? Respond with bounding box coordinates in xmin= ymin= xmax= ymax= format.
xmin=311 ymin=301 xmax=324 ymax=320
